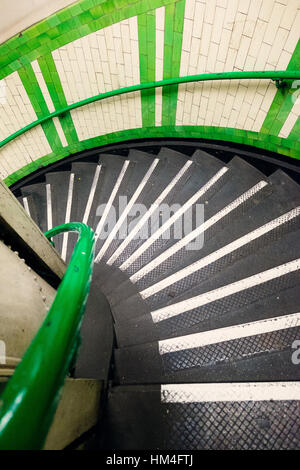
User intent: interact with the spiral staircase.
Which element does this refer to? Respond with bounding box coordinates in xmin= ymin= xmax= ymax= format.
xmin=8 ymin=140 xmax=300 ymax=450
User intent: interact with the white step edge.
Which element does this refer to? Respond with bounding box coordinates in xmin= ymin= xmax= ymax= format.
xmin=151 ymin=258 xmax=300 ymax=323
xmin=161 ymin=382 xmax=300 ymax=403
xmin=141 ymin=207 xmax=300 ymax=299
xmin=158 ymin=311 xmax=300 ymax=354
xmin=131 ymin=180 xmax=268 ymax=283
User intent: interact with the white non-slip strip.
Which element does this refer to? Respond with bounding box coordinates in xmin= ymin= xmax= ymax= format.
xmin=106 ymin=160 xmax=193 ymax=265
xmin=141 ymin=207 xmax=300 ymax=299
xmin=158 ymin=312 xmax=300 ymax=354
xmin=161 ymin=382 xmax=300 ymax=403
xmin=151 ymin=258 xmax=300 ymax=323
xmin=46 ymin=183 xmax=52 ymax=230
xmin=94 ymin=160 xmax=130 ymax=247
xmin=119 ymin=166 xmax=228 ymax=270
xmin=82 ymin=164 xmax=102 ymax=225
xmin=61 ymin=172 xmax=74 ymax=261
xmin=131 ymin=180 xmax=268 ymax=283
xmin=96 ymin=159 xmax=159 ymax=262
xmin=23 ymin=197 xmax=31 ymax=217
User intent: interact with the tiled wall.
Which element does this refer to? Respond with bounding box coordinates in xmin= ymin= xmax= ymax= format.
xmin=0 ymin=0 xmax=299 ymax=185
xmin=0 ymin=71 xmax=52 ymax=178
xmin=52 ymin=17 xmax=142 ymax=140
xmin=176 ymin=0 xmax=300 ymax=132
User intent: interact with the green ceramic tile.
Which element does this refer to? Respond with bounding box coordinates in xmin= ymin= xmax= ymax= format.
xmin=261 ymin=39 xmax=300 ymax=136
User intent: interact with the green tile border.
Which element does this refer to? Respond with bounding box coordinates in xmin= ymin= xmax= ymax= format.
xmin=4 ymin=124 xmax=300 ymax=186
xmin=37 ymin=53 xmax=79 ymax=145
xmin=162 ymin=0 xmax=185 ymax=126
xmin=18 ymin=64 xmax=63 ymax=152
xmin=138 ymin=10 xmax=156 ymax=127
xmin=260 ymin=39 xmax=300 ymax=136
xmin=288 ymin=114 xmax=300 ymax=140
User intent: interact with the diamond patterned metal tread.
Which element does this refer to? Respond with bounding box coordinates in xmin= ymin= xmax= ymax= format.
xmin=105 ymin=383 xmax=300 ymax=450
xmin=114 ymin=313 xmax=300 ymax=384
xmin=21 ymin=182 xmax=48 ymax=233
xmin=115 ymin=259 xmax=300 ymax=348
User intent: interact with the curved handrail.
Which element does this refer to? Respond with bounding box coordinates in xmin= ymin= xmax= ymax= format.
xmin=0 ymin=222 xmax=95 ymax=450
xmin=1 ymin=70 xmax=299 ymax=150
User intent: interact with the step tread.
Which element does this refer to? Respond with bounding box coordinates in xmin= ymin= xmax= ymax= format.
xmin=115 ymin=308 xmax=300 ymax=384
xmin=74 ymin=264 xmax=114 ymax=382
xmin=115 ymin=232 xmax=300 ymax=347
xmin=19 ymin=193 xmax=39 ymax=225
xmin=66 ymin=162 xmax=99 ymax=261
xmin=105 ymin=383 xmax=300 ymax=450
xmin=45 ymin=170 xmax=71 ymax=255
xmin=127 ymin=155 xmax=269 ymax=293
xmin=95 ymin=149 xmax=194 ymax=265
xmin=21 ymin=182 xmax=47 ymax=233
xmin=101 ymin=150 xmax=228 ymax=291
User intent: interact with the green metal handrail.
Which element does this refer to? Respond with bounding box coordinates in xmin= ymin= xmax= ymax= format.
xmin=0 ymin=222 xmax=95 ymax=450
xmin=1 ymin=70 xmax=299 ymax=150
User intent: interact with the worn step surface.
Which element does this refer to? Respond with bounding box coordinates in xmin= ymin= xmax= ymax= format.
xmin=100 ymin=149 xmax=229 ymax=296
xmin=96 ymin=149 xmax=191 ymax=264
xmin=92 ymin=154 xmax=132 ymax=256
xmin=108 ymin=170 xmax=300 ymax=322
xmin=67 ymin=162 xmax=100 ymax=262
xmin=115 ymin=309 xmax=300 ymax=384
xmin=115 ymin=231 xmax=300 ymax=348
xmin=74 ymin=264 xmax=114 ymax=382
xmin=105 ymin=154 xmax=270 ymax=317
xmin=21 ymin=182 xmax=47 ymax=233
xmin=109 ymin=170 xmax=272 ymax=326
xmin=128 ymin=156 xmax=269 ymax=293
xmin=19 ymin=193 xmax=39 ymax=225
xmin=45 ymin=171 xmax=71 ymax=255
xmin=105 ymin=383 xmax=300 ymax=450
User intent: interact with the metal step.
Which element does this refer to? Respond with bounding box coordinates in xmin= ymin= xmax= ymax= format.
xmin=74 ymin=264 xmax=114 ymax=382
xmin=115 ymin=236 xmax=300 ymax=347
xmin=97 ymin=148 xmax=193 ymax=269
xmin=109 ymin=159 xmax=276 ymax=324
xmin=115 ymin=309 xmax=300 ymax=384
xmin=21 ymin=182 xmax=47 ymax=233
xmin=19 ymin=193 xmax=39 ymax=225
xmin=105 ymin=383 xmax=300 ymax=450
xmin=45 ymin=171 xmax=71 ymax=255
xmin=100 ymin=148 xmax=228 ymax=296
xmin=130 ymin=156 xmax=269 ymax=293
xmin=67 ymin=162 xmax=100 ymax=262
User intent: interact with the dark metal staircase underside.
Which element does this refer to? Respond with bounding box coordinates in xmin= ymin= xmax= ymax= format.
xmin=13 ymin=139 xmax=300 ymax=450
